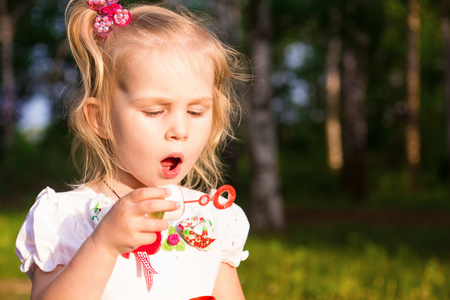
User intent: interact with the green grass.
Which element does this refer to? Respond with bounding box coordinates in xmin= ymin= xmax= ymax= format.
xmin=0 ymin=210 xmax=28 ymax=280
xmin=239 ymin=225 xmax=450 ymax=300
xmin=2 ymin=211 xmax=449 ymax=299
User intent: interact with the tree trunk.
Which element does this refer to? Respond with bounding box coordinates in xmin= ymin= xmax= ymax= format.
xmin=247 ymin=0 xmax=284 ymax=231
xmin=325 ymin=35 xmax=343 ymax=172
xmin=0 ymin=0 xmax=17 ymax=146
xmin=212 ymin=0 xmax=244 ymax=190
xmin=0 ymin=0 xmax=31 ymax=148
xmin=212 ymin=0 xmax=242 ymax=48
xmin=325 ymin=9 xmax=343 ymax=173
xmin=441 ymin=0 xmax=450 ymax=178
xmin=342 ymin=47 xmax=367 ymax=203
xmin=405 ymin=0 xmax=421 ymax=173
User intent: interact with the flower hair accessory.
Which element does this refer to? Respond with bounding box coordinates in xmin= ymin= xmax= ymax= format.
xmin=87 ymin=0 xmax=131 ymax=37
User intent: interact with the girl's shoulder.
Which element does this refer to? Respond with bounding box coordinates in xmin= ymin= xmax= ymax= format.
xmin=34 ymin=186 xmax=100 ymax=214
xmin=16 ymin=186 xmax=101 ymax=276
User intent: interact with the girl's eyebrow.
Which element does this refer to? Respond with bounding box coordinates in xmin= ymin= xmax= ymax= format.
xmin=131 ymin=97 xmax=169 ymax=106
xmin=131 ymin=97 xmax=213 ymax=105
xmin=189 ymin=97 xmax=214 ymax=105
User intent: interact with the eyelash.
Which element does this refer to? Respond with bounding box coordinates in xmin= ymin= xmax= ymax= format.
xmin=143 ymin=110 xmax=204 ymax=117
xmin=144 ymin=111 xmax=163 ymax=117
xmin=188 ymin=110 xmax=204 ymax=117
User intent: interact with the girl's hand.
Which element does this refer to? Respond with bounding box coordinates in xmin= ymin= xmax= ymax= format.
xmin=89 ymin=187 xmax=178 ymax=257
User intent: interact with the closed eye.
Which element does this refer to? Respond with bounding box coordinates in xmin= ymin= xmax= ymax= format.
xmin=143 ymin=110 xmax=164 ymax=117
xmin=188 ymin=110 xmax=204 ymax=117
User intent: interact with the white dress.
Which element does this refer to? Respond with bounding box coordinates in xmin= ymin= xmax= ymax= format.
xmin=15 ymin=186 xmax=250 ymax=300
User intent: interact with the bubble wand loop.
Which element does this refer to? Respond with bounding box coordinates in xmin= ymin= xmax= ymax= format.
xmin=184 ymin=185 xmax=236 ymax=209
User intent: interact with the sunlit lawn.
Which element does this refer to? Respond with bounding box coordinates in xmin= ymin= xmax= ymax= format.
xmin=240 ymin=225 xmax=450 ymax=300
xmin=0 ymin=211 xmax=28 ymax=280
xmin=1 ymin=210 xmax=449 ymax=299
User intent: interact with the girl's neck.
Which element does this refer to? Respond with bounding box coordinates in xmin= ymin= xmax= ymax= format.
xmin=89 ymin=172 xmax=145 ymax=201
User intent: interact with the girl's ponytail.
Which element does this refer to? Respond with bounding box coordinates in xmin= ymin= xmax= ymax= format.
xmin=66 ymin=0 xmax=116 ymax=185
xmin=66 ymin=0 xmax=107 ymax=99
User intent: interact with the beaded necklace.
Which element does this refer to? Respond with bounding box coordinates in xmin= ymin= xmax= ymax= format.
xmin=104 ymin=180 xmax=121 ymax=200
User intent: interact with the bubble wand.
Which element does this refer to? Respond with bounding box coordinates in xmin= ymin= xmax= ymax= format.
xmin=183 ymin=185 xmax=236 ymax=209
xmin=151 ymin=185 xmax=236 ymax=220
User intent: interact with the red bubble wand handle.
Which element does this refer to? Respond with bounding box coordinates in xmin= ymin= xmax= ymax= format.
xmin=184 ymin=185 xmax=236 ymax=209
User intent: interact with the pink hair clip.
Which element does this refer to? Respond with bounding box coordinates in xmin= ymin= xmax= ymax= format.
xmin=87 ymin=0 xmax=131 ymax=37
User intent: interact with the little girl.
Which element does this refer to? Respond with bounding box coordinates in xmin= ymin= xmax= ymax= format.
xmin=15 ymin=0 xmax=249 ymax=299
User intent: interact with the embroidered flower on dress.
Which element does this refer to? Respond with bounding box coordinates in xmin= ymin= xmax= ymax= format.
xmin=90 ymin=195 xmax=114 ymax=225
xmin=162 ymin=226 xmax=185 ymax=251
xmin=168 ymin=233 xmax=179 ymax=245
xmin=179 ymin=216 xmax=216 ymax=250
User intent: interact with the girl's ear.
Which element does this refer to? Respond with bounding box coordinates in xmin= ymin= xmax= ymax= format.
xmin=83 ymin=98 xmax=109 ymax=139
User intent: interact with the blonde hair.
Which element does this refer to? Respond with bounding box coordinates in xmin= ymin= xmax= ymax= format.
xmin=66 ymin=0 xmax=245 ymax=191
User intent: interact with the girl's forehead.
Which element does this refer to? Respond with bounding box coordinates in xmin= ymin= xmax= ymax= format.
xmin=121 ymin=45 xmax=215 ymax=84
xmin=116 ymin=46 xmax=215 ymax=98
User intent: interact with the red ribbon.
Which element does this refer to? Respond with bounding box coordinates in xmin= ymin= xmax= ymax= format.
xmin=122 ymin=232 xmax=162 ymax=291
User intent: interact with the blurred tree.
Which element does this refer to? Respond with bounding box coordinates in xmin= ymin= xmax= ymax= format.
xmin=441 ymin=0 xmax=450 ymax=179
xmin=270 ymin=0 xmax=385 ymax=203
xmin=211 ymin=0 xmax=246 ymax=192
xmin=325 ymin=9 xmax=343 ymax=172
xmin=212 ymin=0 xmax=242 ymax=48
xmin=247 ymin=0 xmax=284 ymax=230
xmin=405 ymin=0 xmax=421 ymax=176
xmin=0 ymin=0 xmax=32 ymax=147
xmin=2 ymin=0 xmax=448 ymax=211
xmin=342 ymin=46 xmax=367 ymax=203
xmin=340 ymin=1 xmax=373 ymax=204
xmin=0 ymin=0 xmax=78 ymax=207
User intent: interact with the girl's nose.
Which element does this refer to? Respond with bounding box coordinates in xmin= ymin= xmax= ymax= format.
xmin=166 ymin=113 xmax=188 ymax=141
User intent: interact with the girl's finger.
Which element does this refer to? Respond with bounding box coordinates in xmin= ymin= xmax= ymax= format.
xmin=139 ymin=218 xmax=170 ymax=233
xmin=125 ymin=231 xmax=162 ymax=250
xmin=135 ymin=199 xmax=180 ymax=216
xmin=137 ymin=232 xmax=160 ymax=246
xmin=125 ymin=187 xmax=170 ymax=203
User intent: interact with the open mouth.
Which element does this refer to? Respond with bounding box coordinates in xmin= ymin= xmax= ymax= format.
xmin=161 ymin=157 xmax=181 ymax=171
xmin=160 ymin=153 xmax=183 ymax=178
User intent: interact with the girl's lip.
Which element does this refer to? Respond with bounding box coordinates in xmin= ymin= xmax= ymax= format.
xmin=160 ymin=153 xmax=183 ymax=179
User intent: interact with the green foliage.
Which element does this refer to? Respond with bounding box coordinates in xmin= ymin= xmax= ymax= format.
xmin=240 ymin=225 xmax=450 ymax=299
xmin=4 ymin=0 xmax=450 ymax=210
xmin=0 ymin=122 xmax=77 ymax=210
xmin=13 ymin=0 xmax=68 ymax=99
xmin=0 ymin=211 xmax=28 ymax=280
xmin=267 ymin=0 xmax=450 ymax=205
xmin=242 ymin=142 xmax=450 ymax=210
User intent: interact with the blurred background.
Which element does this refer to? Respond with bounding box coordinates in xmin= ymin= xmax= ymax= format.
xmin=1 ymin=0 xmax=449 ymax=299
